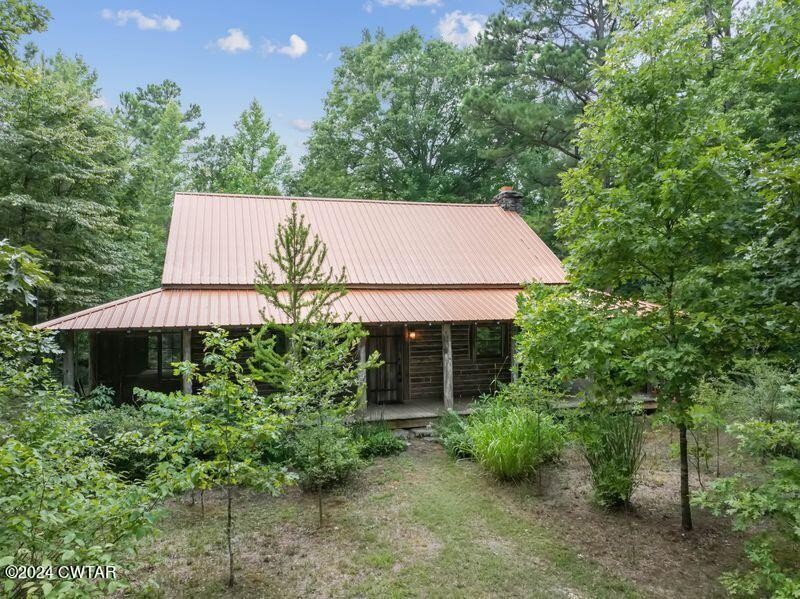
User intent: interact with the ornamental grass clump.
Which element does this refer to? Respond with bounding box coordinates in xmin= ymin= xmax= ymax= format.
xmin=574 ymin=408 xmax=645 ymax=509
xmin=467 ymin=401 xmax=565 ymax=480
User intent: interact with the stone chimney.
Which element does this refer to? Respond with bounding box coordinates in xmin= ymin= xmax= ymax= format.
xmin=493 ymin=186 xmax=523 ymax=214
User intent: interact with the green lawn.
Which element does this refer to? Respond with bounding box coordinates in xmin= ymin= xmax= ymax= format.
xmin=130 ymin=438 xmax=737 ymax=598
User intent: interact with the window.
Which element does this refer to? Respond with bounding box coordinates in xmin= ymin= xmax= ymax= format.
xmin=146 ymin=332 xmax=183 ymax=377
xmin=474 ymin=324 xmax=503 ymax=359
xmin=147 ymin=335 xmax=159 ymax=371
xmin=161 ymin=332 xmax=182 ymax=373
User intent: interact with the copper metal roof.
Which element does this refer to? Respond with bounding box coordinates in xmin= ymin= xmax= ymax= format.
xmin=162 ymin=193 xmax=566 ymax=287
xmin=36 ymin=288 xmax=523 ymax=331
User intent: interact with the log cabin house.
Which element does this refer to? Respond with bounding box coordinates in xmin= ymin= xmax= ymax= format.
xmin=37 ymin=188 xmax=566 ymax=425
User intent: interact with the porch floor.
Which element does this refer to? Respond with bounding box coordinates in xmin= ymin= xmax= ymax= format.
xmin=363 ymin=399 xmax=473 ymax=423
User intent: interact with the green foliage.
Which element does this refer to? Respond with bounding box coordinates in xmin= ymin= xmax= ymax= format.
xmin=0 ymin=0 xmax=49 ymax=86
xmin=253 ymin=202 xmax=347 ymax=336
xmin=145 ymin=328 xmax=294 ymax=586
xmin=293 ymin=29 xmax=506 ymax=202
xmin=83 ymin=403 xmax=159 ymax=481
xmin=515 ymin=283 xmax=650 ymax=404
xmin=434 ymin=409 xmax=473 ymax=459
xmin=467 ymin=400 xmax=565 ymax=480
xmin=289 ymin=412 xmax=364 ymax=491
xmin=572 ymin=407 xmax=645 ymax=508
xmin=118 ymin=80 xmax=204 ymax=289
xmin=0 ymin=50 xmax=139 ymax=318
xmin=555 ymin=0 xmax=769 ymax=530
xmin=351 ymin=421 xmax=406 ymax=459
xmin=694 ymin=362 xmax=800 ymax=598
xmin=0 ymin=239 xmax=48 ymax=308
xmin=0 ymin=312 xmax=157 ymax=597
xmin=190 ymin=99 xmax=290 ymax=195
xmin=464 ymin=0 xmax=618 ymax=250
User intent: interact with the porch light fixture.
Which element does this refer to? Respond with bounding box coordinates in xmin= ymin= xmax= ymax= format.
xmin=408 ymin=330 xmax=417 ymax=340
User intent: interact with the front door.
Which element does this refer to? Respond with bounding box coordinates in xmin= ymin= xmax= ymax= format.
xmin=366 ymin=327 xmax=405 ymax=405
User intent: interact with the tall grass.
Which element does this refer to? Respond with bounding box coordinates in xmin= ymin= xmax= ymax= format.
xmin=467 ymin=401 xmax=565 ymax=480
xmin=434 ymin=409 xmax=473 ymax=459
xmin=575 ymin=409 xmax=645 ymax=508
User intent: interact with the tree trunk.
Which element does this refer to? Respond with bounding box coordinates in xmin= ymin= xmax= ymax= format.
xmin=678 ymin=424 xmax=693 ymax=531
xmin=226 ymin=485 xmax=234 ymax=587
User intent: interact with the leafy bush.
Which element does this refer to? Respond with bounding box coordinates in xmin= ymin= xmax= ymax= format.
xmin=693 ymin=361 xmax=800 ymax=597
xmin=290 ymin=413 xmax=364 ymax=490
xmin=351 ymin=421 xmax=406 ymax=459
xmin=467 ymin=401 xmax=565 ymax=480
xmin=434 ymin=409 xmax=473 ymax=459
xmin=78 ymin=384 xmax=116 ymax=411
xmin=83 ymin=404 xmax=159 ymax=481
xmin=0 ymin=315 xmax=158 ymax=597
xmin=573 ymin=408 xmax=645 ymax=508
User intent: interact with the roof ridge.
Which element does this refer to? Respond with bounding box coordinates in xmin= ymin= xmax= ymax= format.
xmin=174 ymin=191 xmax=501 ymax=209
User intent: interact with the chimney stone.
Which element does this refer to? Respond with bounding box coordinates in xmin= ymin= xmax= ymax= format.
xmin=493 ymin=186 xmax=524 ymax=214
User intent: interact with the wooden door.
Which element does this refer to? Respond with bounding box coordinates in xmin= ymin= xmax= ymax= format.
xmin=366 ymin=327 xmax=405 ymax=405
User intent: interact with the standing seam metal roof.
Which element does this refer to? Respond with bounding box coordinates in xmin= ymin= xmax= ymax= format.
xmin=161 ymin=193 xmax=566 ymax=287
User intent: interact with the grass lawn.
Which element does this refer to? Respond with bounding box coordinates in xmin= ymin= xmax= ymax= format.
xmin=130 ymin=432 xmax=744 ymax=598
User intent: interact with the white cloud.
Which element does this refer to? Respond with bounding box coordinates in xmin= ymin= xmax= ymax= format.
xmin=290 ymin=118 xmax=312 ymax=132
xmin=263 ymin=34 xmax=308 ymax=59
xmin=215 ymin=28 xmax=251 ymax=53
xmin=437 ymin=11 xmax=487 ymax=47
xmin=89 ymin=96 xmax=109 ymax=109
xmin=378 ymin=0 xmax=441 ymax=7
xmin=363 ymin=1 xmax=374 ymax=13
xmin=101 ymin=8 xmax=180 ymax=31
xmin=319 ymin=51 xmax=334 ymax=62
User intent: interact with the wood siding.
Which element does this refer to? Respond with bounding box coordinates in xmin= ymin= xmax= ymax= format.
xmin=452 ymin=324 xmax=512 ymax=400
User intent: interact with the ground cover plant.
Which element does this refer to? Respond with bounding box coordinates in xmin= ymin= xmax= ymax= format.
xmin=350 ymin=421 xmax=407 ymax=459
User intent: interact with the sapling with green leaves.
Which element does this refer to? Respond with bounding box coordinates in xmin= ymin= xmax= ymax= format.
xmin=694 ymin=361 xmax=800 ymax=597
xmin=249 ymin=201 xmax=379 ymax=526
xmin=146 ymin=328 xmax=293 ymax=588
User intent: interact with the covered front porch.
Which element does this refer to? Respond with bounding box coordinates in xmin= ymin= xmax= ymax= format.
xmin=41 ymin=286 xmax=520 ymax=423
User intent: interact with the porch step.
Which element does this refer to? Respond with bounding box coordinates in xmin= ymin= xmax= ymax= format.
xmin=410 ymin=426 xmax=436 ymax=439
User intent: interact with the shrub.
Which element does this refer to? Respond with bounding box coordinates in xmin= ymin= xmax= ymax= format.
xmin=84 ymin=404 xmax=159 ymax=481
xmin=351 ymin=421 xmax=406 ymax=458
xmin=434 ymin=409 xmax=473 ymax=459
xmin=694 ymin=361 xmax=800 ymax=597
xmin=467 ymin=401 xmax=565 ymax=480
xmin=290 ymin=413 xmax=364 ymax=490
xmin=573 ymin=408 xmax=646 ymax=509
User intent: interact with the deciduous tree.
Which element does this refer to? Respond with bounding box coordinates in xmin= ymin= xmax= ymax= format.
xmin=293 ymin=29 xmax=506 ymax=202
xmin=558 ymin=0 xmax=757 ymax=530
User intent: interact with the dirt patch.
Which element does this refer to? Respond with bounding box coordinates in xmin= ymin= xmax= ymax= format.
xmin=476 ymin=426 xmax=745 ymax=598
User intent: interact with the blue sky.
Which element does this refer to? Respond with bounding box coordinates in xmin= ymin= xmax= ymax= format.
xmin=29 ymin=0 xmax=503 ymax=163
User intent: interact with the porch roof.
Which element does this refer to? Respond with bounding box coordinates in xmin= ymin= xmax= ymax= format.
xmin=35 ymin=287 xmax=523 ymax=331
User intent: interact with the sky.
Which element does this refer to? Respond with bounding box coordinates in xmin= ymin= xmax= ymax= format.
xmin=28 ymin=0 xmax=503 ymax=163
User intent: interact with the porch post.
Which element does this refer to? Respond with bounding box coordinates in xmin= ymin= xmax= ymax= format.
xmin=442 ymin=323 xmax=453 ymax=410
xmin=87 ymin=332 xmax=97 ymax=391
xmin=181 ymin=329 xmax=192 ymax=395
xmin=62 ymin=330 xmax=75 ymax=390
xmin=357 ymin=336 xmax=368 ymax=412
xmin=510 ymin=331 xmax=518 ymax=382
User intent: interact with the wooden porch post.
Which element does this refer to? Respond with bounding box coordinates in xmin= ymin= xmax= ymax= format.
xmin=510 ymin=331 xmax=518 ymax=382
xmin=442 ymin=323 xmax=453 ymax=410
xmin=87 ymin=332 xmax=97 ymax=391
xmin=357 ymin=336 xmax=368 ymax=413
xmin=62 ymin=330 xmax=75 ymax=390
xmin=181 ymin=329 xmax=192 ymax=395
